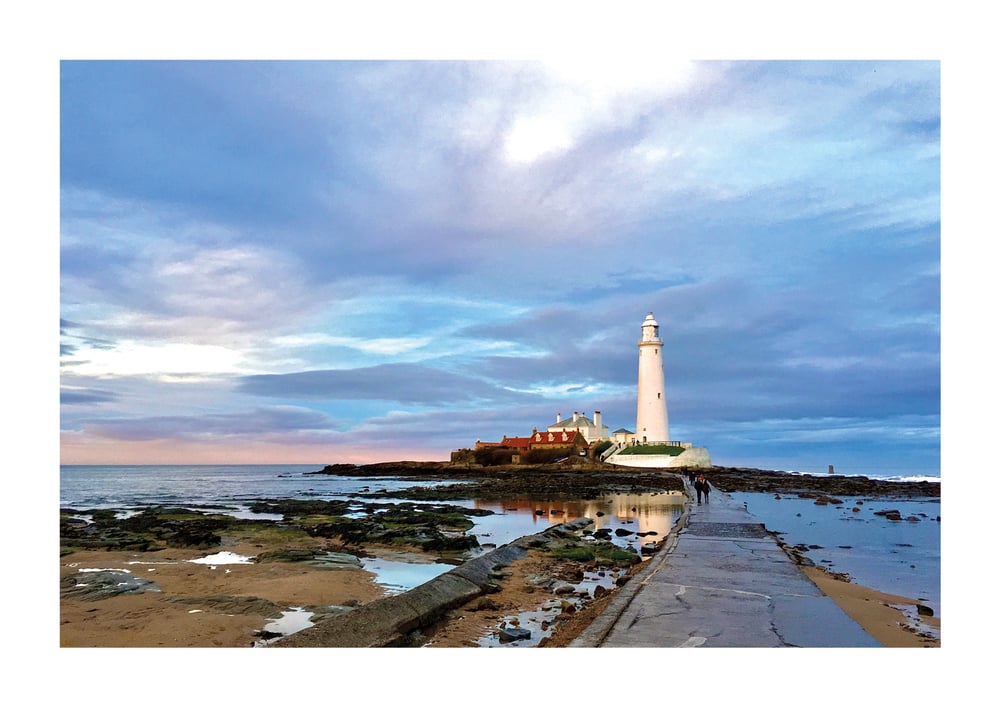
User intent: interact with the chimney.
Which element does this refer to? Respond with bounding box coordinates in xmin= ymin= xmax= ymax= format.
xmin=594 ymin=410 xmax=602 ymax=429
xmin=556 ymin=413 xmax=562 ymax=423
xmin=573 ymin=411 xmax=579 ymax=422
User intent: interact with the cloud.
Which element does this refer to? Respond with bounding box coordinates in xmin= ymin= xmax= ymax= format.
xmin=78 ymin=405 xmax=343 ymax=443
xmin=238 ymin=363 xmax=541 ymax=406
xmin=58 ymin=60 xmax=941 ymax=473
xmin=60 ymin=387 xmax=119 ymax=405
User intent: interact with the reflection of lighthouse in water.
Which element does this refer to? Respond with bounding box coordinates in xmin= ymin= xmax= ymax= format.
xmin=636 ymin=312 xmax=669 ymax=443
xmin=471 ymin=493 xmax=684 ymax=553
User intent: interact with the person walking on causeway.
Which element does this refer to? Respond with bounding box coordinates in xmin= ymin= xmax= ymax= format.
xmin=694 ymin=476 xmax=704 ymax=504
xmin=698 ymin=474 xmax=710 ymax=504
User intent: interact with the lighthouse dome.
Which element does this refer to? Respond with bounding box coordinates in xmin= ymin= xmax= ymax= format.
xmin=642 ymin=312 xmax=658 ymax=327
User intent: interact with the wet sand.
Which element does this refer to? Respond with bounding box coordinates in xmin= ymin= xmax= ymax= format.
xmin=60 ymin=545 xmax=385 ymax=648
xmin=60 ymin=543 xmax=938 ymax=648
xmin=801 ymin=566 xmax=940 ymax=647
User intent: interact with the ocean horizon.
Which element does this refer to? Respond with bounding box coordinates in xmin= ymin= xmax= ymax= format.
xmin=60 ymin=461 xmax=941 ymax=476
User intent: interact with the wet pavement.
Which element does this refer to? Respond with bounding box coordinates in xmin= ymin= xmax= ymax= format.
xmin=571 ymin=479 xmax=881 ymax=647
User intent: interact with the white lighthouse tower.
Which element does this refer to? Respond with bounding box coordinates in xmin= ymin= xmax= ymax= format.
xmin=636 ymin=312 xmax=670 ymax=444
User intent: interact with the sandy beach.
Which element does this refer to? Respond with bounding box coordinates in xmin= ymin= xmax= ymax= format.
xmin=60 ymin=538 xmax=939 ymax=648
xmin=59 ymin=544 xmax=385 ymax=648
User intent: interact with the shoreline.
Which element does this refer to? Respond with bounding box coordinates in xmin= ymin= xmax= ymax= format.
xmin=59 ymin=525 xmax=940 ymax=649
xmin=59 ymin=464 xmax=940 ymax=648
xmin=800 ymin=566 xmax=940 ymax=647
xmin=58 ymin=544 xmax=940 ymax=649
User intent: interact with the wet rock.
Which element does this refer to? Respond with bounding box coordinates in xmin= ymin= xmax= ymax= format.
xmin=254 ymin=629 xmax=284 ymax=641
xmin=170 ymin=594 xmax=280 ymax=616
xmin=61 ymin=570 xmax=160 ymax=601
xmin=499 ymin=626 xmax=531 ymax=643
xmin=874 ymin=509 xmax=903 ymax=521
xmin=702 ymin=467 xmax=938 ymax=499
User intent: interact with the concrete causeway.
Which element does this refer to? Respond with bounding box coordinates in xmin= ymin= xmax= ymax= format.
xmin=276 ymin=477 xmax=880 ymax=648
xmin=571 ymin=478 xmax=881 ymax=647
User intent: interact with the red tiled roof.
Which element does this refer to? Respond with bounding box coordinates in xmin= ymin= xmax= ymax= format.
xmin=500 ymin=436 xmax=532 ymax=449
xmin=529 ymin=429 xmax=586 ymax=447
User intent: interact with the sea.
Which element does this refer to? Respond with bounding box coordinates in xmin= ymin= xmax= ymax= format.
xmin=59 ymin=464 xmax=941 ymax=619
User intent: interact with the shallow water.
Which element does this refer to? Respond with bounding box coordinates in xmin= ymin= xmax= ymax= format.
xmin=60 ymin=465 xmax=940 ymax=638
xmin=59 ymin=464 xmax=457 ymax=509
xmin=60 ymin=465 xmax=685 ymax=595
xmin=360 ymin=555 xmax=460 ymax=594
xmin=731 ymin=491 xmax=941 ymax=615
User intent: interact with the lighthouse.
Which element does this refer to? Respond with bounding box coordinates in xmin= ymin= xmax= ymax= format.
xmin=636 ymin=312 xmax=670 ymax=443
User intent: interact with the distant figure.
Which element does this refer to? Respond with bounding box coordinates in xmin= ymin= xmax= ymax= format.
xmin=694 ymin=476 xmax=704 ymax=504
xmin=699 ymin=474 xmax=710 ymax=504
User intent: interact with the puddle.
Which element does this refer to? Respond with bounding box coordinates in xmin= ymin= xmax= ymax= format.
xmin=472 ymin=568 xmax=625 ymax=647
xmin=188 ymin=551 xmax=254 ymax=565
xmin=253 ymin=607 xmax=315 ymax=646
xmin=360 ymin=555 xmax=456 ymax=595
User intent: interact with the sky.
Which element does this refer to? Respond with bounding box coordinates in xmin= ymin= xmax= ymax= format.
xmin=55 ymin=57 xmax=943 ymax=475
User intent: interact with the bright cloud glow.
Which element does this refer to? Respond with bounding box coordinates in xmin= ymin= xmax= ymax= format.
xmin=63 ymin=341 xmax=247 ymax=378
xmin=504 ymin=115 xmax=575 ymax=164
xmin=502 ymin=59 xmax=699 ymax=165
